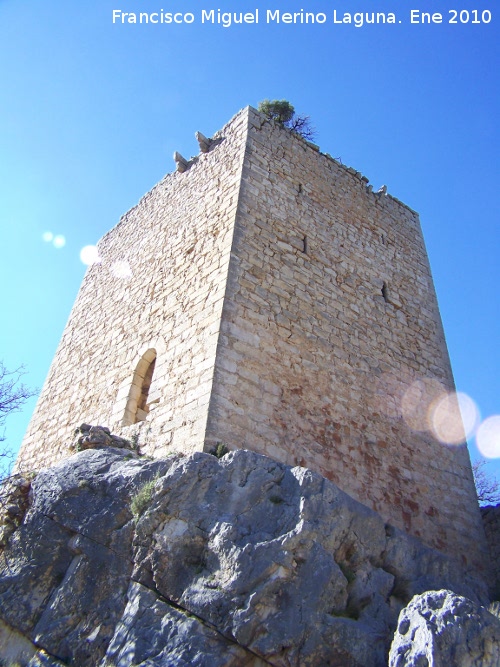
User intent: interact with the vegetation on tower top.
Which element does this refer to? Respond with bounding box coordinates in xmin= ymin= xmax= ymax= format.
xmin=258 ymin=99 xmax=316 ymax=141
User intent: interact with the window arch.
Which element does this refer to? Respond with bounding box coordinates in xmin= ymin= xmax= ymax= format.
xmin=122 ymin=348 xmax=157 ymax=425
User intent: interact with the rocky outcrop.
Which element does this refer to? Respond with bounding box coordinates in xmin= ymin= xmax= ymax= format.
xmin=0 ymin=472 xmax=33 ymax=548
xmin=389 ymin=589 xmax=500 ymax=666
xmin=0 ymin=444 xmax=493 ymax=666
xmin=70 ymin=423 xmax=136 ymax=453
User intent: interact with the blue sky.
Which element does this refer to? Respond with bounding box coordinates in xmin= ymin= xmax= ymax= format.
xmin=1 ymin=0 xmax=499 ymax=477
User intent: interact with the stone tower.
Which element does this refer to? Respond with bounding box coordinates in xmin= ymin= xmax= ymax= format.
xmin=17 ymin=106 xmax=487 ymax=568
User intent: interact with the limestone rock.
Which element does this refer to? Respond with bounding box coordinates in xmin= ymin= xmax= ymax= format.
xmin=0 ymin=448 xmax=170 ymax=666
xmin=0 ymin=446 xmax=490 ymax=667
xmin=28 ymin=652 xmax=67 ymax=666
xmin=70 ymin=423 xmax=136 ymax=453
xmin=389 ymin=589 xmax=500 ymax=666
xmin=0 ymin=472 xmax=33 ymax=548
xmin=0 ymin=619 xmax=65 ymax=667
xmin=105 ymin=581 xmax=263 ymax=666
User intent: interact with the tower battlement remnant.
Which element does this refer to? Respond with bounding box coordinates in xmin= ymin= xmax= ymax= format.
xmin=17 ymin=106 xmax=487 ymax=569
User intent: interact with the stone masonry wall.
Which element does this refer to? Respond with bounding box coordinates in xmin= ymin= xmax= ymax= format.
xmin=16 ymin=109 xmax=249 ymax=470
xmin=481 ymin=505 xmax=500 ymax=599
xmin=205 ymin=108 xmax=487 ymax=569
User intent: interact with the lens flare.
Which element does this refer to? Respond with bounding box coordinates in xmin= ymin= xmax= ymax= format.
xmin=111 ymin=260 xmax=132 ymax=279
xmin=53 ymin=235 xmax=66 ymax=248
xmin=429 ymin=391 xmax=478 ymax=446
xmin=80 ymin=245 xmax=101 ymax=265
xmin=401 ymin=378 xmax=443 ymax=432
xmin=457 ymin=392 xmax=481 ymax=438
xmin=42 ymin=231 xmax=54 ymax=242
xmin=476 ymin=416 xmax=500 ymax=459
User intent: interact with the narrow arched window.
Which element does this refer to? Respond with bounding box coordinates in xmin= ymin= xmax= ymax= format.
xmin=123 ymin=348 xmax=157 ymax=425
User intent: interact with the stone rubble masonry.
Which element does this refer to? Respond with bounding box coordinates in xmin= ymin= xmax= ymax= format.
xmin=17 ymin=108 xmax=248 ymax=469
xmin=16 ymin=106 xmax=488 ymax=572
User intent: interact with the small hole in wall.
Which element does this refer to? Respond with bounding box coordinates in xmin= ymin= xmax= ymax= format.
xmin=381 ymin=234 xmax=386 ymax=245
xmin=381 ymin=282 xmax=389 ymax=303
xmin=298 ymin=184 xmax=302 ymax=194
xmin=302 ymin=236 xmax=308 ymax=254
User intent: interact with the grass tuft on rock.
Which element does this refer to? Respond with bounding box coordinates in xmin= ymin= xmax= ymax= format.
xmin=130 ymin=476 xmax=159 ymax=520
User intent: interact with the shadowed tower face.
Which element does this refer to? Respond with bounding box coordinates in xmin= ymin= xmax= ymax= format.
xmin=16 ymin=106 xmax=487 ymax=570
